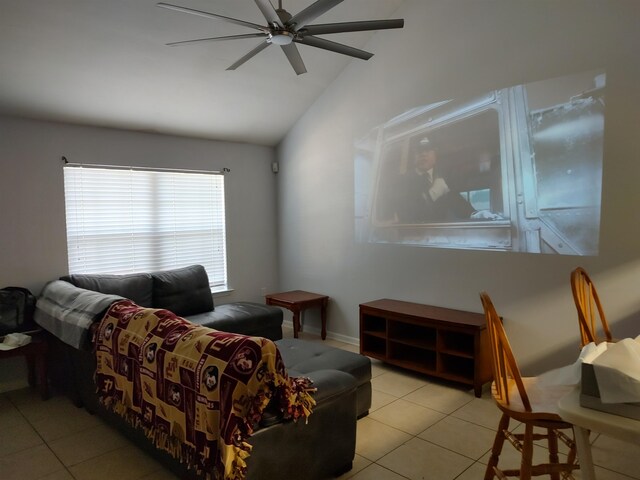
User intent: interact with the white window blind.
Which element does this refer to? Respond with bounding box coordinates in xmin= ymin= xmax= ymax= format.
xmin=63 ymin=165 xmax=227 ymax=288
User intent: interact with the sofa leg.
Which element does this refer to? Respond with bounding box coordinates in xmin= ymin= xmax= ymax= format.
xmin=71 ymin=395 xmax=84 ymax=409
xmin=333 ymin=462 xmax=353 ymax=478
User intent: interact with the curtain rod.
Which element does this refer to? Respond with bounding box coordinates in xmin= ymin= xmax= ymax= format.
xmin=61 ymin=157 xmax=229 ymax=175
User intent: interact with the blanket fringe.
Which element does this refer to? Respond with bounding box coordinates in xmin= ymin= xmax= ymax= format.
xmin=284 ymin=376 xmax=317 ymax=422
xmin=100 ymin=396 xmax=213 ymax=478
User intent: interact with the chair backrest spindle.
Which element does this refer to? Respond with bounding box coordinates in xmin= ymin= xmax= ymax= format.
xmin=480 ymin=292 xmax=531 ymax=412
xmin=570 ymin=267 xmax=612 ymax=346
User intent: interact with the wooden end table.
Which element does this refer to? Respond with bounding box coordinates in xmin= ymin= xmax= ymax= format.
xmin=0 ymin=330 xmax=49 ymax=400
xmin=265 ymin=290 xmax=329 ymax=340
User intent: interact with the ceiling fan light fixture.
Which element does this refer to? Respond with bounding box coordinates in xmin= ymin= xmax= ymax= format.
xmin=270 ymin=31 xmax=294 ymax=45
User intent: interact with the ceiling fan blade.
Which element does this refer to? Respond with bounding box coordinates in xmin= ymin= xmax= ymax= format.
xmin=227 ymin=40 xmax=272 ymax=70
xmin=157 ymin=3 xmax=267 ymax=32
xmin=253 ymin=0 xmax=283 ymax=27
xmin=302 ymin=19 xmax=404 ymax=35
xmin=280 ymin=43 xmax=307 ymax=75
xmin=167 ymin=33 xmax=267 ymax=47
xmin=295 ymin=35 xmax=372 ymax=60
xmin=288 ymin=0 xmax=344 ymax=31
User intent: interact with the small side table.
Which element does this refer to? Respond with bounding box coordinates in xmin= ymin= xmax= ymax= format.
xmin=0 ymin=331 xmax=49 ymax=400
xmin=265 ymin=290 xmax=329 ymax=340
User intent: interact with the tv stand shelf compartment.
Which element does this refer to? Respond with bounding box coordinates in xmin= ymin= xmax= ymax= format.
xmin=360 ymin=299 xmax=492 ymax=397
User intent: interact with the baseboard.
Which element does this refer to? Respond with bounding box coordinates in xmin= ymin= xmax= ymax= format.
xmin=282 ymin=320 xmax=360 ymax=346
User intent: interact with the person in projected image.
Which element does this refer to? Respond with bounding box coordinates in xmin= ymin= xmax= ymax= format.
xmin=393 ymin=137 xmax=501 ymax=224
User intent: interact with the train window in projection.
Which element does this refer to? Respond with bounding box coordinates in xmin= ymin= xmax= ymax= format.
xmin=354 ymin=70 xmax=605 ymax=255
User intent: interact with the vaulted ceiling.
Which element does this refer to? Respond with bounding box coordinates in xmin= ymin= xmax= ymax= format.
xmin=0 ymin=0 xmax=404 ymax=146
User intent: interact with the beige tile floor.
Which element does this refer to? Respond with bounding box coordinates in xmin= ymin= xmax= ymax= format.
xmin=2 ymin=327 xmax=639 ymax=480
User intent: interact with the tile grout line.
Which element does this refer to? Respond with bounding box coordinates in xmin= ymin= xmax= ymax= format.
xmin=6 ymin=393 xmax=89 ymax=479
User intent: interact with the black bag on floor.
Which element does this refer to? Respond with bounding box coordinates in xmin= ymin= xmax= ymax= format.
xmin=0 ymin=287 xmax=37 ymax=336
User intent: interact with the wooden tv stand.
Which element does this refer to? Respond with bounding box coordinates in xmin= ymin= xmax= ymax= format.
xmin=359 ymin=299 xmax=492 ymax=397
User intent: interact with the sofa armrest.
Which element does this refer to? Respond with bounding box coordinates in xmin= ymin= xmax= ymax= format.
xmin=248 ymin=369 xmax=357 ymax=480
xmin=303 ymin=369 xmax=358 ymax=405
xmin=259 ymin=369 xmax=356 ymax=427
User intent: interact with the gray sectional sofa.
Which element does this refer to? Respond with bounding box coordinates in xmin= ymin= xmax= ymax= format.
xmin=37 ymin=265 xmax=371 ymax=480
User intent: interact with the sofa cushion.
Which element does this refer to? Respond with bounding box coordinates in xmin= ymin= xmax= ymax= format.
xmin=151 ymin=265 xmax=214 ymax=316
xmin=60 ymin=273 xmax=153 ymax=307
xmin=276 ymin=339 xmax=372 ymax=418
xmin=187 ymin=302 xmax=283 ymax=340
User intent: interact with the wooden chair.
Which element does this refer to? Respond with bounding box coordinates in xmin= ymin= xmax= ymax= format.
xmin=480 ymin=292 xmax=579 ymax=480
xmin=570 ymin=267 xmax=613 ymax=347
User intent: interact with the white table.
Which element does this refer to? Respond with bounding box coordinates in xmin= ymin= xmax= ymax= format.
xmin=557 ymin=388 xmax=640 ymax=480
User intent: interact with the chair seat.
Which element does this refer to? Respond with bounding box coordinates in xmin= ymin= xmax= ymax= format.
xmin=493 ymin=377 xmax=575 ymax=424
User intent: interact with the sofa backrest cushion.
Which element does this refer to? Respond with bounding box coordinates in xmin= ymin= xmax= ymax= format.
xmin=151 ymin=265 xmax=214 ymax=317
xmin=60 ymin=273 xmax=153 ymax=307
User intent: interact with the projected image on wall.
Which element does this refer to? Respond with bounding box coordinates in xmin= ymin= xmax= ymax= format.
xmin=354 ymin=70 xmax=605 ymax=255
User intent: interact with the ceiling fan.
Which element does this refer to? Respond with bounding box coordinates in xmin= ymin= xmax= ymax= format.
xmin=157 ymin=0 xmax=404 ymax=75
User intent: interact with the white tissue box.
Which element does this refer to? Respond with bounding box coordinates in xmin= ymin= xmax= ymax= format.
xmin=581 ymin=363 xmax=640 ymax=420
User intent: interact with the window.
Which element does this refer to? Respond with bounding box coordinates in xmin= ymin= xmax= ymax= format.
xmin=461 ymin=189 xmax=491 ymax=211
xmin=371 ymin=110 xmax=502 ymax=227
xmin=63 ymin=165 xmax=227 ymax=289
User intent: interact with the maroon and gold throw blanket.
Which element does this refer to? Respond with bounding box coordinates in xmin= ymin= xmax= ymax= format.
xmin=94 ymin=300 xmax=315 ymax=480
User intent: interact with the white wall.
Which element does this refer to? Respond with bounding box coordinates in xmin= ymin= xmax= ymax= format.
xmin=0 ymin=116 xmax=279 ymax=390
xmin=276 ymin=0 xmax=640 ymax=373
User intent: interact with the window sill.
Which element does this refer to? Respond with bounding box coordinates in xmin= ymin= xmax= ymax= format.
xmin=211 ymin=286 xmax=234 ymax=298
